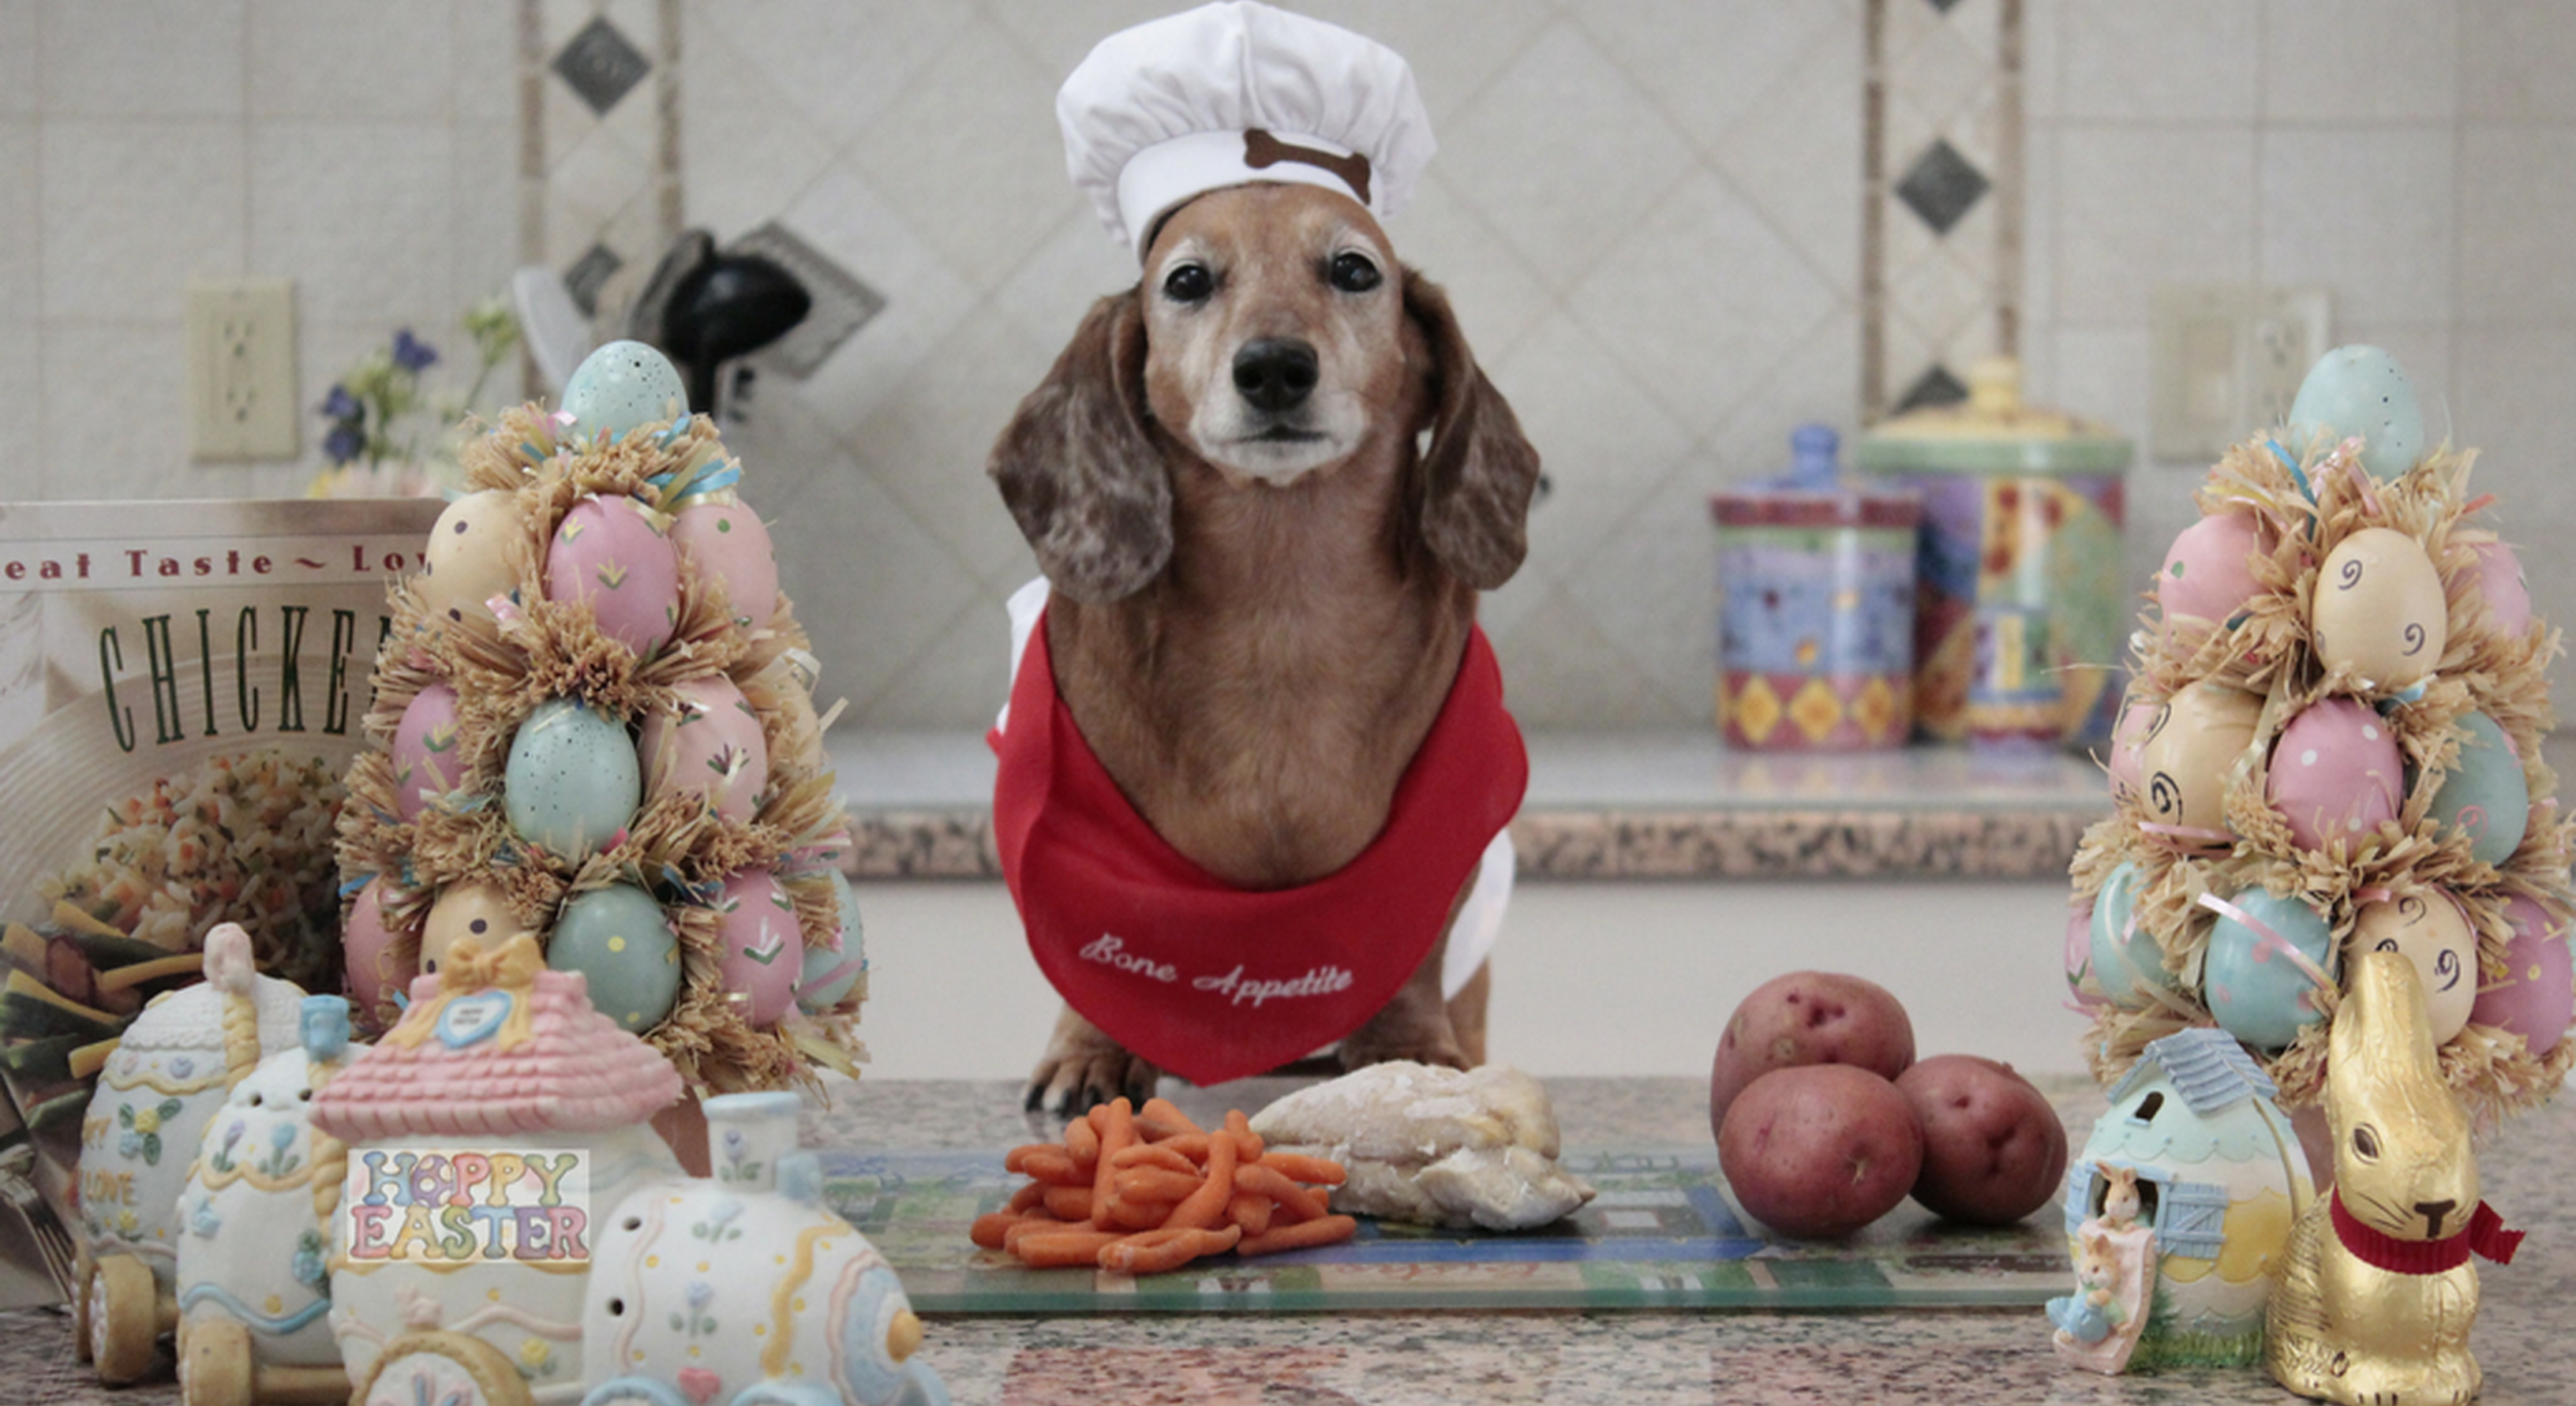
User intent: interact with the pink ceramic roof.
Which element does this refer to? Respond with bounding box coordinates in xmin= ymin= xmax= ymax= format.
xmin=310 ymin=967 xmax=680 ymax=1143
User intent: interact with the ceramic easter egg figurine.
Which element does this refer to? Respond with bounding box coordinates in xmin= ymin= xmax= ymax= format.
xmin=2266 ymin=952 xmax=2523 ymax=1405
xmin=2060 ymin=1028 xmax=2313 ymax=1370
xmin=75 ymin=924 xmax=308 ymax=1386
xmin=173 ymin=996 xmax=361 ymax=1406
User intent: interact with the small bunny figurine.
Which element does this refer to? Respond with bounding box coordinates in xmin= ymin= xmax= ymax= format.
xmin=2265 ymin=950 xmax=2525 ymax=1405
xmin=2096 ymin=1161 xmax=2142 ymax=1226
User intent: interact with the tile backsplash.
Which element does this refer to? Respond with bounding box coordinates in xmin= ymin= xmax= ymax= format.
xmin=6 ymin=0 xmax=2571 ymax=731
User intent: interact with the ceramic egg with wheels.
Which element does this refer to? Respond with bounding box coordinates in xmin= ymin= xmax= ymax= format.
xmin=173 ymin=996 xmax=363 ymax=1406
xmin=579 ymin=1093 xmax=947 ymax=1406
xmin=73 ymin=924 xmax=308 ymax=1386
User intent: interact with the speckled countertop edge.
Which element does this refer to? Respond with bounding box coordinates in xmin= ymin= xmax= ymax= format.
xmin=843 ymin=807 xmax=2102 ymax=881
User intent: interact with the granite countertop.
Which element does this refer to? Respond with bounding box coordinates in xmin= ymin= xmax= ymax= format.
xmin=834 ymin=730 xmax=2113 ymax=881
xmin=13 ymin=1074 xmax=2570 ymax=1404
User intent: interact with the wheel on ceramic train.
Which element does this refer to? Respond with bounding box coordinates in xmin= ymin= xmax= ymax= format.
xmin=88 ymin=1251 xmax=161 ymax=1385
xmin=178 ymin=1318 xmax=253 ymax=1406
xmin=354 ymin=1329 xmax=536 ymax=1406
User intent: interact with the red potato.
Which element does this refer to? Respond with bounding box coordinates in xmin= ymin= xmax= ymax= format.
xmin=1709 ymin=970 xmax=1916 ymax=1131
xmin=1896 ymin=1054 xmax=2071 ymax=1226
xmin=1717 ymin=1064 xmax=1923 ymax=1240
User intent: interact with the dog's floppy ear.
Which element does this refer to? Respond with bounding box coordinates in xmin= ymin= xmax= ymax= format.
xmin=1405 ymin=270 xmax=1541 ymax=590
xmin=987 ymin=290 xmax=1171 ymax=603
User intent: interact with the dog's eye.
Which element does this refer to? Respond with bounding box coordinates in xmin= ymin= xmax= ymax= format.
xmin=1162 ymin=262 xmax=1213 ymax=304
xmin=1328 ymin=251 xmax=1383 ymax=294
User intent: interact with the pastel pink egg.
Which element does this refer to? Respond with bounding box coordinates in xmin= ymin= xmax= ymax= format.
xmin=638 ymin=676 xmax=769 ymax=823
xmin=672 ymin=499 xmax=779 ymax=631
xmin=2468 ymin=539 xmax=2533 ymax=637
xmin=2473 ymin=896 xmax=2572 ymax=1056
xmin=2155 ymin=512 xmax=2267 ymax=638
xmin=2105 ymin=694 xmax=2159 ymax=806
xmin=391 ymin=683 xmax=463 ymax=821
xmin=544 ymin=495 xmax=681 ymax=656
xmin=713 ymin=867 xmax=803 ymax=1027
xmin=342 ymin=881 xmax=416 ymax=1030
xmin=2065 ymin=901 xmax=2098 ymax=1000
xmin=2266 ymin=697 xmax=2402 ymax=851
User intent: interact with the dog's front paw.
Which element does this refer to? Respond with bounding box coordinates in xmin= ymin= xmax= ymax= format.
xmin=1024 ymin=1005 xmax=1161 ymax=1120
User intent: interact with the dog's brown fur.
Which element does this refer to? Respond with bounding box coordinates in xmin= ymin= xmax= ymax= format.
xmin=990 ymin=184 xmax=1540 ymax=1115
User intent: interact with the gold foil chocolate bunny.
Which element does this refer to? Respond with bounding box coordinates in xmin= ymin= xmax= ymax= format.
xmin=2265 ymin=950 xmax=2525 ymax=1404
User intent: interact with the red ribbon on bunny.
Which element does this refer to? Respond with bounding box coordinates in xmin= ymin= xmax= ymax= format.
xmin=2330 ymin=1191 xmax=2525 ymax=1276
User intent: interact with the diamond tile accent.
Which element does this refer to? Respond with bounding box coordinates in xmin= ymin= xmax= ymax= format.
xmin=1896 ymin=137 xmax=1990 ymax=234
xmin=1730 ymin=675 xmax=1784 ymax=744
xmin=1894 ymin=363 xmax=1971 ymax=413
xmin=563 ymin=241 xmax=624 ymax=317
xmin=552 ymin=16 xmax=650 ymax=117
xmin=1788 ymin=677 xmax=1845 ymax=742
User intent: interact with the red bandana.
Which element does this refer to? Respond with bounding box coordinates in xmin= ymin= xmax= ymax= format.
xmin=2329 ymin=1190 xmax=2525 ymax=1275
xmin=990 ymin=611 xmax=1526 ymax=1087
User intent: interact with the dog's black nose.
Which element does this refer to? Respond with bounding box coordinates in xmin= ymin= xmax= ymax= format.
xmin=1233 ymin=338 xmax=1319 ymax=413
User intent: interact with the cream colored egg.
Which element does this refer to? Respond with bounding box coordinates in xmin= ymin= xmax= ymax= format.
xmin=420 ymin=489 xmax=526 ymax=625
xmin=420 ymin=880 xmax=530 ymax=978
xmin=2350 ymin=889 xmax=2477 ymax=1045
xmin=2312 ymin=527 xmax=2447 ymax=690
xmin=2136 ymin=681 xmax=2262 ymax=835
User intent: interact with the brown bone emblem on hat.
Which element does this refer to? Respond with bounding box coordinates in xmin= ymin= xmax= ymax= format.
xmin=1243 ymin=129 xmax=1372 ymax=206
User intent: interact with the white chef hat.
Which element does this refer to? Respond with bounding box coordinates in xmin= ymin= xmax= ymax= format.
xmin=1058 ymin=2 xmax=1436 ymax=260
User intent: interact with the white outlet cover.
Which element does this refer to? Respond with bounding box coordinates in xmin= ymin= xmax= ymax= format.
xmin=187 ymin=279 xmax=300 ymax=462
xmin=2147 ymin=285 xmax=2331 ymax=466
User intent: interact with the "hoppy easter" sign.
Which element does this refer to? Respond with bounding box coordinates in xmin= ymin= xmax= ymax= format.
xmin=341 ymin=1146 xmax=593 ymax=1265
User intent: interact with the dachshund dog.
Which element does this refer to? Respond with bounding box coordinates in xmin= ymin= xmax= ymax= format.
xmin=990 ymin=181 xmax=1541 ymax=1116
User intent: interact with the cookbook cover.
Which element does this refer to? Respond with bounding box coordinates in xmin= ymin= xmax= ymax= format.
xmin=0 ymin=497 xmax=440 ymax=1302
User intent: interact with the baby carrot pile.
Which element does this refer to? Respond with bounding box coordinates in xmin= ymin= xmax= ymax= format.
xmin=971 ymin=1096 xmax=1357 ymax=1275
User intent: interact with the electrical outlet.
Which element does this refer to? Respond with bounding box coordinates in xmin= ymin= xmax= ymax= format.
xmin=2147 ymin=285 xmax=2332 ymax=464
xmin=187 ymin=279 xmax=300 ymax=461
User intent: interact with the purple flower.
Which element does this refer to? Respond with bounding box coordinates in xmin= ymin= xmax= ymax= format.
xmin=323 ymin=424 xmax=364 ymax=464
xmin=391 ymin=329 xmax=440 ymax=372
xmin=320 ymin=384 xmax=361 ymax=421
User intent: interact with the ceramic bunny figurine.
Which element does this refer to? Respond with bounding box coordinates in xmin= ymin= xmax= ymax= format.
xmin=2265 ymin=950 xmax=2525 ymax=1405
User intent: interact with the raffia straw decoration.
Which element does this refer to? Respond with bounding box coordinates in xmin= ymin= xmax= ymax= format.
xmin=2069 ymin=428 xmax=2571 ymax=1126
xmin=335 ymin=400 xmax=865 ymax=1096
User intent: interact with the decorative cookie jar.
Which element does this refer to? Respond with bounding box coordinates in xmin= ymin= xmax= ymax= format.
xmin=75 ymin=923 xmax=308 ymax=1385
xmin=1855 ymin=357 xmax=2132 ymax=749
xmin=1711 ymin=425 xmax=1921 ymax=750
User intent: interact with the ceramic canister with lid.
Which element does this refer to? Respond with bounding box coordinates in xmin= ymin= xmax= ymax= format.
xmin=1855 ymin=358 xmax=2133 ymax=750
xmin=1710 ymin=425 xmax=1921 ymax=750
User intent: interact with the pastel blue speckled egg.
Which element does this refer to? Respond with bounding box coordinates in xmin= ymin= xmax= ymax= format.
xmin=503 ymin=697 xmax=639 ymax=857
xmin=2421 ymin=711 xmax=2528 ymax=866
xmin=797 ymin=868 xmax=865 ymax=1014
xmin=2203 ymin=889 xmax=2338 ymax=1051
xmin=547 ymin=883 xmax=681 ymax=1033
xmin=562 ymin=339 xmax=689 ymax=440
xmin=2088 ymin=862 xmax=2180 ymax=1009
xmin=2286 ymin=344 xmax=2424 ymax=481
